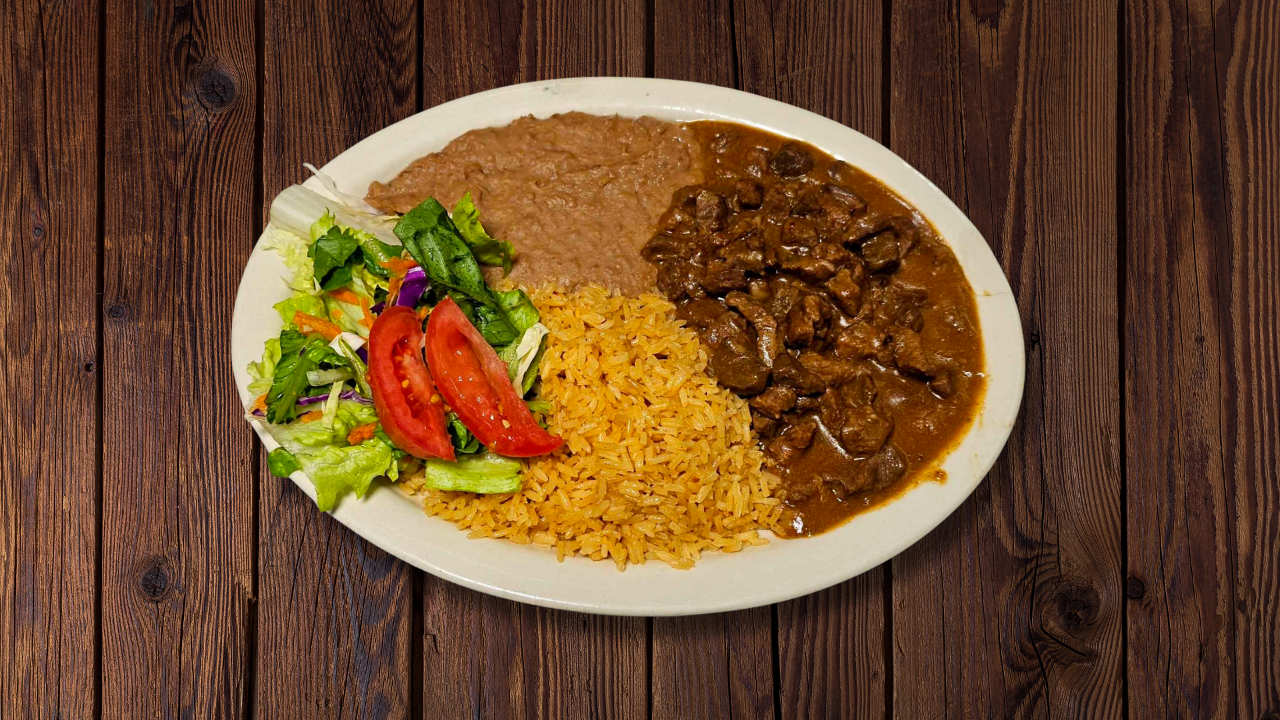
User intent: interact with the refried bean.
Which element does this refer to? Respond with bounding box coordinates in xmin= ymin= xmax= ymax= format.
xmin=365 ymin=112 xmax=704 ymax=295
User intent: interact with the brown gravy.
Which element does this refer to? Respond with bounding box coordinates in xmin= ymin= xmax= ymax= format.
xmin=644 ymin=122 xmax=986 ymax=536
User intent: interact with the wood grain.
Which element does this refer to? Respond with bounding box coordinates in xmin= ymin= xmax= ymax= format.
xmin=1124 ymin=0 xmax=1239 ymax=716
xmin=890 ymin=1 xmax=1125 ymax=718
xmin=0 ymin=1 xmax=99 ymax=718
xmin=257 ymin=0 xmax=417 ymax=717
xmin=419 ymin=2 xmax=649 ymax=718
xmin=100 ymin=0 xmax=257 ymax=715
xmin=651 ymin=610 xmax=775 ymax=720
xmin=1213 ymin=0 xmax=1280 ymax=715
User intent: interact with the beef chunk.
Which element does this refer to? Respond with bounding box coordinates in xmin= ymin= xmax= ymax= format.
xmin=766 ymin=418 xmax=817 ymax=464
xmin=891 ymin=329 xmax=935 ymax=379
xmin=825 ymin=267 xmax=863 ymax=315
xmin=657 ymin=206 xmax=697 ymax=235
xmin=641 ymin=234 xmax=690 ymax=262
xmin=751 ymin=413 xmax=779 ymax=436
xmin=771 ymin=353 xmax=826 ymax=395
xmin=928 ymin=369 xmax=954 ymax=398
xmin=725 ymin=291 xmax=779 ymax=367
xmin=870 ymin=444 xmax=907 ymax=490
xmin=840 ymin=373 xmax=878 ymax=407
xmin=709 ymin=340 xmax=769 ymax=395
xmin=719 ymin=240 xmax=766 ymax=274
xmin=701 ymin=267 xmax=749 ymax=294
xmin=769 ymin=143 xmax=815 ymax=178
xmin=780 ymin=254 xmax=838 ymax=283
xmin=677 ymin=298 xmax=727 ymax=329
xmin=818 ymin=389 xmax=846 ymax=431
xmin=702 ymin=311 xmax=750 ymax=349
xmin=696 ymin=189 xmax=728 ymax=231
xmin=813 ymin=242 xmax=855 ymax=266
xmin=748 ymin=384 xmax=797 ymax=419
xmin=734 ymin=179 xmax=764 ymax=209
xmin=839 ymin=405 xmax=893 ymax=455
xmin=769 ymin=280 xmax=803 ymax=318
xmin=798 ymin=352 xmax=858 ymax=385
xmin=860 ymin=231 xmax=901 ymax=272
xmin=784 ymin=304 xmax=815 ymax=347
xmin=656 ymin=262 xmax=705 ymax=301
xmin=783 ymin=218 xmax=820 ymax=247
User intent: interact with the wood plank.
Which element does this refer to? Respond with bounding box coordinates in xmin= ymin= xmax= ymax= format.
xmin=99 ymin=0 xmax=257 ymax=716
xmin=0 ymin=1 xmax=99 ymax=718
xmin=651 ymin=610 xmax=775 ymax=720
xmin=1209 ymin=0 xmax=1280 ymax=715
xmin=889 ymin=1 xmax=1125 ymax=717
xmin=1124 ymin=0 xmax=1239 ymax=716
xmin=256 ymin=1 xmax=417 ymax=717
xmin=418 ymin=2 xmax=649 ymax=718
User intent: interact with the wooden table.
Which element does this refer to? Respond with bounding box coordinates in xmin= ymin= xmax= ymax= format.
xmin=4 ymin=0 xmax=1277 ymax=717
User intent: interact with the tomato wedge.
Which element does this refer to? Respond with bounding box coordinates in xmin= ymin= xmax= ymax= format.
xmin=425 ymin=298 xmax=563 ymax=458
xmin=367 ymin=306 xmax=455 ymax=461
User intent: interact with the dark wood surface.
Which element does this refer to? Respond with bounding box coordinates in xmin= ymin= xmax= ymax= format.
xmin=1 ymin=0 xmax=1276 ymax=717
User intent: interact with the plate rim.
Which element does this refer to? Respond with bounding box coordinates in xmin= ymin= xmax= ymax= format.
xmin=231 ymin=77 xmax=1024 ymax=616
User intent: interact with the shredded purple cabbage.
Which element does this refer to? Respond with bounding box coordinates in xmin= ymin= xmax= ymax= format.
xmin=296 ymin=389 xmax=373 ymax=407
xmin=395 ymin=266 xmax=429 ymax=308
xmin=370 ymin=301 xmax=386 ymax=315
xmin=356 ymin=346 xmax=368 ymax=362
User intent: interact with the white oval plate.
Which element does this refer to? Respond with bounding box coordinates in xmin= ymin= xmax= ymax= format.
xmin=232 ymin=78 xmax=1024 ymax=616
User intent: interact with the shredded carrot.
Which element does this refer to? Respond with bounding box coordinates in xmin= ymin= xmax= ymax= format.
xmin=346 ymin=422 xmax=378 ymax=445
xmin=331 ymin=307 xmax=344 ymax=320
xmin=388 ymin=275 xmax=402 ymax=302
xmin=251 ymin=394 xmax=268 ymax=413
xmin=417 ymin=306 xmax=430 ymax=321
xmin=327 ymin=288 xmax=362 ymax=306
xmin=298 ymin=410 xmax=324 ymax=423
xmin=379 ymin=257 xmax=419 ymax=276
xmin=359 ymin=297 xmax=374 ymax=329
xmin=293 ymin=311 xmax=341 ymax=341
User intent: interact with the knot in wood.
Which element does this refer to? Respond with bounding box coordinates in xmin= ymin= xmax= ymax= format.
xmin=33 ymin=224 xmax=44 ymax=238
xmin=1125 ymin=576 xmax=1146 ymax=599
xmin=106 ymin=303 xmax=129 ymax=320
xmin=194 ymin=67 xmax=236 ymax=110
xmin=1054 ymin=583 xmax=1101 ymax=631
xmin=1260 ymin=712 xmax=1280 ymax=720
xmin=136 ymin=556 xmax=172 ymax=602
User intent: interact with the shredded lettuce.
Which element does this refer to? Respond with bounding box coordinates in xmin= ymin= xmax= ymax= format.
xmin=422 ymin=452 xmax=522 ymax=494
xmin=248 ymin=337 xmax=281 ymax=396
xmin=500 ymin=324 xmax=548 ymax=396
xmin=261 ymin=227 xmax=315 ymax=293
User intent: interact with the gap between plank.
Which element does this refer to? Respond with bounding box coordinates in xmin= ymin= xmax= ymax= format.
xmin=93 ymin=0 xmax=107 ymax=716
xmin=1115 ymin=0 xmax=1130 ymax=715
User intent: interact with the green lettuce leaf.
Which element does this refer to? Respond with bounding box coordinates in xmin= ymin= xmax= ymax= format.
xmin=395 ymin=198 xmax=518 ymax=341
xmin=261 ymin=400 xmax=393 ymax=510
xmin=452 ymin=193 xmax=515 ymax=275
xmin=265 ymin=330 xmax=332 ymax=423
xmin=266 ymin=447 xmax=302 ymax=477
xmin=422 ymin=452 xmax=523 ymax=494
xmin=248 ymin=337 xmax=282 ymax=396
xmin=274 ymin=294 xmax=327 ymax=325
xmin=446 ymin=413 xmax=481 ymax=455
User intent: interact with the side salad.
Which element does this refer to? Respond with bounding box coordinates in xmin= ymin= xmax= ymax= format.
xmin=247 ymin=184 xmax=561 ymax=511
